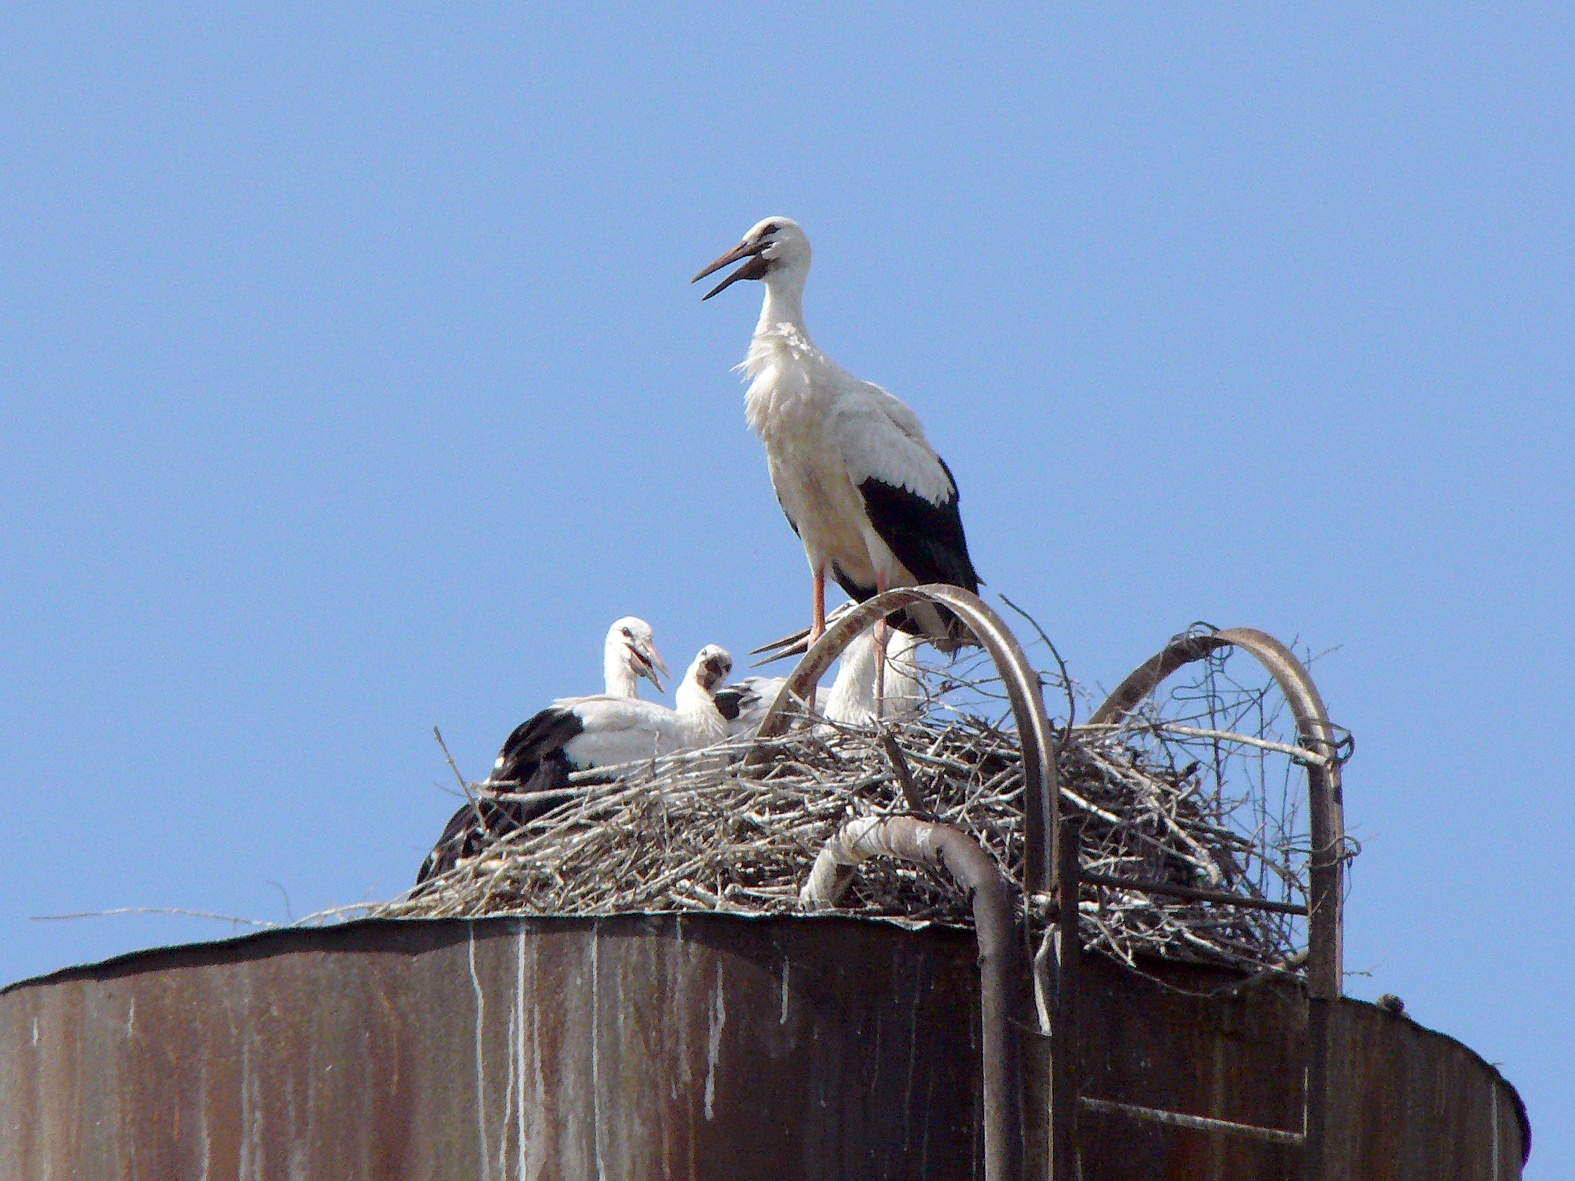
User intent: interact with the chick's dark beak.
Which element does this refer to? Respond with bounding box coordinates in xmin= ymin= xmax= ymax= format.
xmin=702 ymin=653 xmax=732 ymax=689
xmin=692 ymin=240 xmax=770 ymax=300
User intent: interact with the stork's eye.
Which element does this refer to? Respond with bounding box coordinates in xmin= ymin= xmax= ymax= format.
xmin=621 ymin=627 xmax=633 ymax=638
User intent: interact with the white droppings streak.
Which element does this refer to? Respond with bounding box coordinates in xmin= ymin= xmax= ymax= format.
xmin=515 ymin=923 xmax=528 ymax=1181
xmin=470 ymin=927 xmax=492 ymax=1181
xmin=31 ymin=1018 xmax=37 ymax=1046
xmin=703 ymin=961 xmax=726 ymax=1121
xmin=238 ymin=1028 xmax=263 ymax=1181
xmin=529 ymin=941 xmax=548 ymax=1181
xmin=124 ymin=998 xmax=135 ymax=1039
xmin=779 ymin=958 xmax=790 ymax=1025
xmin=198 ymin=1055 xmax=210 ymax=1181
xmin=286 ymin=1088 xmax=308 ymax=1181
xmin=1491 ymin=1083 xmax=1500 ymax=1180
xmin=591 ymin=925 xmax=607 ymax=1181
xmin=500 ymin=987 xmax=516 ymax=1181
xmin=674 ymin=918 xmax=688 ymax=1094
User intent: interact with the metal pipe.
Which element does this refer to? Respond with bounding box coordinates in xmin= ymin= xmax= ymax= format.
xmin=750 ymin=584 xmax=1060 ymax=896
xmin=802 ymin=816 xmax=1024 ymax=1181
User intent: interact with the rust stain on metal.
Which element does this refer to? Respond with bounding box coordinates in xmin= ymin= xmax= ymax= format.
xmin=2 ymin=916 xmax=985 ymax=1180
xmin=0 ymin=915 xmax=1528 ymax=1180
xmin=1059 ymin=952 xmax=1528 ymax=1181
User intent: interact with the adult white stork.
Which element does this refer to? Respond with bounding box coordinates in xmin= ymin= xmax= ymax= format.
xmin=715 ymin=628 xmax=926 ymax=737
xmin=417 ymin=643 xmax=729 ymax=884
xmin=693 ymin=217 xmax=980 ymax=704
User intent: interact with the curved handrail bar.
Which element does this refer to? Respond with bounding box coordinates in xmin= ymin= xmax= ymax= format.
xmin=746 ymin=586 xmax=1062 ymax=895
xmin=1089 ymin=627 xmax=1346 ymax=999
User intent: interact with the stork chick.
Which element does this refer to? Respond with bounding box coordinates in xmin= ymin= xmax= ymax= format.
xmin=600 ymin=616 xmax=670 ymax=699
xmin=716 ymin=629 xmax=925 ymax=737
xmin=417 ymin=641 xmax=727 ymax=885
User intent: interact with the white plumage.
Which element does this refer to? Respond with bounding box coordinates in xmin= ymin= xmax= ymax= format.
xmin=716 ymin=629 xmax=925 ymax=738
xmin=491 ymin=644 xmax=731 ymax=787
xmin=595 ymin=616 xmax=670 ymax=699
xmin=416 ymin=642 xmax=729 ymax=884
xmin=693 ymin=217 xmax=980 ymax=659
xmin=820 ymin=628 xmax=925 ymax=726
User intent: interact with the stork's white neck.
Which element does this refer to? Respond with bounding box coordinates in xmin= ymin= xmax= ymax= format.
xmin=756 ymin=269 xmax=809 ymax=339
xmin=602 ymin=631 xmax=644 ymax=699
xmin=676 ymin=673 xmax=728 ymax=744
xmin=604 ymin=651 xmax=640 ymax=699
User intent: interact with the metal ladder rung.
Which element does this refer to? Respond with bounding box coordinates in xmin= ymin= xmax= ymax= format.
xmin=1079 ymin=1096 xmax=1306 ymax=1147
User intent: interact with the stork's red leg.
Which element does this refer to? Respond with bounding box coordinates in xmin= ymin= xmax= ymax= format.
xmin=809 ymin=566 xmax=827 ymax=648
xmin=806 ymin=566 xmax=827 ymax=712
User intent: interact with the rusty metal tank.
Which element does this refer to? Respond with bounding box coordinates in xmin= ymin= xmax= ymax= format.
xmin=0 ymin=913 xmax=1528 ymax=1180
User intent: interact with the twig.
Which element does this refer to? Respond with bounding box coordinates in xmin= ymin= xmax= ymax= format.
xmin=433 ymin=726 xmax=471 ymax=793
xmin=999 ymin=592 xmax=1076 ymax=731
xmin=32 ymin=908 xmax=278 ymax=927
xmin=880 ymin=727 xmax=933 ymax=818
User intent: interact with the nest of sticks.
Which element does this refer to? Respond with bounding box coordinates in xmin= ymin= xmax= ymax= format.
xmin=373 ymin=647 xmax=1312 ymax=976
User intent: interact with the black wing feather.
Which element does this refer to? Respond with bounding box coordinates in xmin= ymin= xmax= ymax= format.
xmin=831 ymin=457 xmax=981 ymax=644
xmin=781 ymin=436 xmax=979 ymax=643
xmin=713 ymin=683 xmax=760 ymax=723
xmin=415 ymin=704 xmax=588 ymax=885
xmin=418 ymin=702 xmax=592 ymax=888
xmin=857 ymin=457 xmax=979 ymax=594
xmin=490 ymin=706 xmax=584 ymax=786
xmin=415 ymin=776 xmax=575 ymax=885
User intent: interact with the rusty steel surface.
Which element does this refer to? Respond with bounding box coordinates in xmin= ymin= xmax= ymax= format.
xmin=1 ymin=915 xmax=1528 ymax=1181
xmin=1 ymin=915 xmax=988 ymax=1180
xmin=1062 ymin=953 xmax=1528 ymax=1181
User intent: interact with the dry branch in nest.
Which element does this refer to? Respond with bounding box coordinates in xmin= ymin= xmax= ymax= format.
xmin=369 ymin=655 xmax=1314 ymax=977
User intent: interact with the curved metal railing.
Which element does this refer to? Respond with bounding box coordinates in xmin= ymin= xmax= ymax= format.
xmin=746 ymin=585 xmax=1062 ymax=894
xmin=1086 ymin=625 xmax=1350 ymax=1178
xmin=756 ymin=603 xmax=1351 ymax=1178
xmin=1088 ymin=626 xmax=1348 ymax=998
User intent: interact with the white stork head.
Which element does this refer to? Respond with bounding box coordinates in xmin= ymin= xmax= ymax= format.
xmin=675 ymin=644 xmax=734 ymax=724
xmin=691 ymin=644 xmax=734 ymax=694
xmin=692 ymin=217 xmax=812 ymax=302
xmin=604 ymin=616 xmax=670 ymax=696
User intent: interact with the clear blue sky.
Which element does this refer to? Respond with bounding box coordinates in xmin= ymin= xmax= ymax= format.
xmin=2 ymin=6 xmax=1568 ymax=1169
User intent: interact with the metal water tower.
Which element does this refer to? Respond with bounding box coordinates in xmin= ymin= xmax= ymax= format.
xmin=0 ymin=590 xmax=1529 ymax=1179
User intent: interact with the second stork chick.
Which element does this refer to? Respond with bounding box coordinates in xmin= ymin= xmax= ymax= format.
xmin=417 ymin=644 xmax=730 ymax=884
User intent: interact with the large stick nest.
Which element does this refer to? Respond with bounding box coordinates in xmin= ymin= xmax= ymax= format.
xmin=372 ymin=646 xmax=1315 ymax=977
